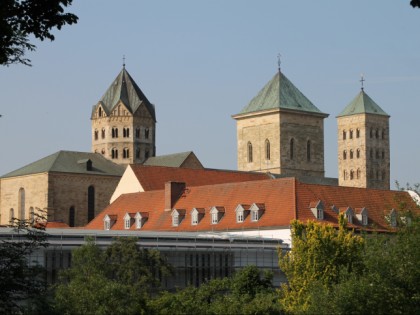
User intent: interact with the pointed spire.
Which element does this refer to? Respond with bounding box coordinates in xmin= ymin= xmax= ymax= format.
xmin=123 ymin=55 xmax=126 ymax=68
xmin=277 ymin=53 xmax=281 ymax=73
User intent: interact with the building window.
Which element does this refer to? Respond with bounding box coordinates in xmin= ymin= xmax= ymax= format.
xmin=123 ymin=148 xmax=129 ymax=159
xmin=211 ymin=212 xmax=218 ymax=224
xmin=124 ymin=217 xmax=131 ymax=229
xmin=247 ymin=142 xmax=253 ymax=163
xmin=191 ymin=208 xmax=204 ymax=225
xmin=382 ymin=151 xmax=385 ymax=159
xmin=237 ymin=211 xmax=244 ymax=223
xmin=9 ymin=208 xmax=14 ymax=223
xmin=87 ymin=186 xmax=95 ymax=223
xmin=346 ymin=213 xmax=353 ymax=224
xmin=136 ymin=128 xmax=140 ymax=138
xmin=349 ymin=129 xmax=353 ymax=139
xmin=101 ymin=149 xmax=105 ymax=155
xmin=376 ymin=150 xmax=379 ymax=159
xmin=104 ymin=219 xmax=110 ymax=230
xmin=375 ymin=129 xmax=379 ymax=139
xmin=123 ymin=128 xmax=130 ymax=138
xmin=350 ymin=170 xmax=354 ymax=180
xmin=18 ymin=188 xmax=25 ymax=220
xmin=343 ymin=150 xmax=347 ymax=160
xmin=251 ymin=210 xmax=259 ymax=222
xmin=306 ymin=140 xmax=311 ymax=162
xmin=145 ymin=128 xmax=149 ymax=139
xmin=135 ymin=212 xmax=148 ymax=229
xmin=370 ymin=128 xmax=373 ymax=138
xmin=382 ymin=129 xmax=385 ymax=139
xmin=265 ymin=139 xmax=270 ymax=160
xmin=101 ymin=128 xmax=105 ymax=139
xmin=350 ymin=149 xmax=354 ymax=159
xmin=69 ymin=206 xmax=75 ymax=227
xmin=343 ymin=130 xmax=346 ymax=140
xmin=356 ymin=128 xmax=360 ymax=138
xmin=136 ymin=149 xmax=140 ymax=159
xmin=343 ymin=170 xmax=347 ymax=180
xmin=356 ymin=149 xmax=360 ymax=159
xmin=191 ymin=212 xmax=198 ymax=225
xmin=98 ymin=107 xmax=102 ymax=117
xmin=94 ymin=130 xmax=98 ymax=140
xmin=290 ymin=138 xmax=294 ymax=160
xmin=112 ymin=148 xmax=118 ymax=159
xmin=112 ymin=127 xmax=118 ymax=138
xmin=362 ymin=214 xmax=368 ymax=226
xmin=357 ymin=168 xmax=361 ymax=179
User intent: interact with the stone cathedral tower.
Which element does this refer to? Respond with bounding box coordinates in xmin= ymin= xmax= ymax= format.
xmin=91 ymin=66 xmax=156 ymax=165
xmin=337 ymin=87 xmax=390 ymax=190
xmin=232 ymin=70 xmax=329 ymax=177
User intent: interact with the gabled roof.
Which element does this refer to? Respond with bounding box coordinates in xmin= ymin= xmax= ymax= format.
xmin=129 ymin=165 xmax=272 ymax=191
xmin=143 ymin=151 xmax=202 ymax=168
xmin=337 ymin=90 xmax=389 ymax=117
xmin=97 ymin=67 xmax=156 ymax=121
xmin=1 ymin=151 xmax=125 ymax=178
xmin=85 ymin=178 xmax=419 ymax=233
xmin=234 ymin=71 xmax=327 ymax=117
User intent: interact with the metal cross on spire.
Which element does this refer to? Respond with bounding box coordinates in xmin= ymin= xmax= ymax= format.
xmin=277 ymin=53 xmax=281 ymax=72
xmin=360 ymin=73 xmax=365 ymax=91
xmin=123 ymin=55 xmax=126 ymax=68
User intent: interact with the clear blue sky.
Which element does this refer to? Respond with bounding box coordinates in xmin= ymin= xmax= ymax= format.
xmin=1 ymin=1 xmax=419 ymax=187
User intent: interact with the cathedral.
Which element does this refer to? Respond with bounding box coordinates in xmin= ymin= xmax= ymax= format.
xmin=0 ymin=63 xmax=392 ymax=228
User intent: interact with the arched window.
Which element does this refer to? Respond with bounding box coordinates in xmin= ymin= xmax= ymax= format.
xmin=290 ymin=138 xmax=294 ymax=160
xmin=112 ymin=127 xmax=118 ymax=138
xmin=343 ymin=170 xmax=347 ymax=180
xmin=94 ymin=130 xmax=98 ymax=140
xmin=18 ymin=188 xmax=25 ymax=220
xmin=350 ymin=149 xmax=354 ymax=159
xmin=112 ymin=148 xmax=118 ymax=159
xmin=136 ymin=149 xmax=140 ymax=159
xmin=349 ymin=129 xmax=353 ymax=139
xmin=357 ymin=169 xmax=361 ymax=179
xmin=98 ymin=107 xmax=102 ymax=117
xmin=382 ymin=129 xmax=385 ymax=139
xmin=101 ymin=149 xmax=105 ymax=155
xmin=343 ymin=130 xmax=346 ymax=140
xmin=356 ymin=129 xmax=360 ymax=138
xmin=123 ymin=128 xmax=130 ymax=138
xmin=136 ymin=128 xmax=140 ymax=138
xmin=375 ymin=129 xmax=379 ymax=139
xmin=306 ymin=140 xmax=311 ymax=162
xmin=350 ymin=170 xmax=354 ymax=180
xmin=9 ymin=208 xmax=14 ymax=223
xmin=343 ymin=150 xmax=347 ymax=160
xmin=123 ymin=148 xmax=129 ymax=159
xmin=87 ymin=186 xmax=95 ymax=223
xmin=357 ymin=149 xmax=360 ymax=159
xmin=265 ymin=139 xmax=270 ymax=160
xmin=145 ymin=128 xmax=149 ymax=139
xmin=247 ymin=142 xmax=253 ymax=163
xmin=69 ymin=206 xmax=75 ymax=227
xmin=370 ymin=128 xmax=373 ymax=138
xmin=101 ymin=128 xmax=105 ymax=139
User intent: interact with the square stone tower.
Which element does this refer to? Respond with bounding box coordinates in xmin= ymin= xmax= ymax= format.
xmin=91 ymin=66 xmax=156 ymax=166
xmin=232 ymin=70 xmax=328 ymax=177
xmin=337 ymin=89 xmax=390 ymax=189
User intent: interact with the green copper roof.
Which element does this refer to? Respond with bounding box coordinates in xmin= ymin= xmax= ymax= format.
xmin=97 ymin=67 xmax=156 ymax=121
xmin=1 ymin=151 xmax=125 ymax=178
xmin=143 ymin=151 xmax=200 ymax=168
xmin=337 ymin=90 xmax=389 ymax=117
xmin=236 ymin=71 xmax=327 ymax=116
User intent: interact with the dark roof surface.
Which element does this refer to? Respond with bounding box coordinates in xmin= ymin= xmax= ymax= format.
xmin=337 ymin=90 xmax=389 ymax=117
xmin=2 ymin=151 xmax=125 ymax=178
xmin=143 ymin=151 xmax=198 ymax=167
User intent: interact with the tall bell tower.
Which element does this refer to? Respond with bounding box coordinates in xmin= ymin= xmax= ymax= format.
xmin=337 ymin=78 xmax=390 ymax=190
xmin=91 ymin=64 xmax=156 ymax=165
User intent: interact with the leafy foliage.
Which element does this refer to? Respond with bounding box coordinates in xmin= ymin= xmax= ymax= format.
xmin=149 ymin=265 xmax=283 ymax=315
xmin=0 ymin=0 xmax=78 ymax=66
xmin=0 ymin=210 xmax=49 ymax=314
xmin=278 ymin=218 xmax=365 ymax=314
xmin=54 ymin=237 xmax=173 ymax=315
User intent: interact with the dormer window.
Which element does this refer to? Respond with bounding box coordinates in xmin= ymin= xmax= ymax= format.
xmin=355 ymin=208 xmax=368 ymax=226
xmin=191 ymin=208 xmax=205 ymax=225
xmin=210 ymin=206 xmax=225 ymax=224
xmin=310 ymin=200 xmax=324 ymax=220
xmin=385 ymin=209 xmax=397 ymax=227
xmin=134 ymin=212 xmax=148 ymax=229
xmin=171 ymin=209 xmax=186 ymax=227
xmin=123 ymin=213 xmax=135 ymax=229
xmin=340 ymin=207 xmax=354 ymax=224
xmin=235 ymin=204 xmax=250 ymax=223
xmin=103 ymin=214 xmax=117 ymax=230
xmin=250 ymin=203 xmax=265 ymax=222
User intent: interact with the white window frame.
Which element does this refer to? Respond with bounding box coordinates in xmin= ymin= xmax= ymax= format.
xmin=362 ymin=214 xmax=368 ymax=226
xmin=251 ymin=210 xmax=259 ymax=222
xmin=211 ymin=212 xmax=218 ymax=224
xmin=104 ymin=219 xmax=110 ymax=230
xmin=191 ymin=211 xmax=198 ymax=225
xmin=124 ymin=218 xmax=131 ymax=229
xmin=237 ymin=211 xmax=244 ymax=223
xmin=172 ymin=214 xmax=179 ymax=227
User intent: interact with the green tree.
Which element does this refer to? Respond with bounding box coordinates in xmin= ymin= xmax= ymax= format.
xmin=0 ymin=0 xmax=78 ymax=66
xmin=278 ymin=218 xmax=365 ymax=314
xmin=0 ymin=210 xmax=49 ymax=314
xmin=149 ymin=265 xmax=283 ymax=315
xmin=54 ymin=237 xmax=173 ymax=315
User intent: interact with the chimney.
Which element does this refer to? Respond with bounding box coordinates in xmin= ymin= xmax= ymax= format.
xmin=165 ymin=181 xmax=186 ymax=211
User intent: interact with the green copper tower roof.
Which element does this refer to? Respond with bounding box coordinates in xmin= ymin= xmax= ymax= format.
xmin=97 ymin=67 xmax=156 ymax=121
xmin=235 ymin=71 xmax=327 ymax=116
xmin=337 ymin=90 xmax=389 ymax=117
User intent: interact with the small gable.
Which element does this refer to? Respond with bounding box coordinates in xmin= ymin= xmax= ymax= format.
xmin=191 ymin=208 xmax=205 ymax=225
xmin=309 ymin=200 xmax=324 ymax=220
xmin=210 ymin=206 xmax=225 ymax=225
xmin=171 ymin=209 xmax=186 ymax=227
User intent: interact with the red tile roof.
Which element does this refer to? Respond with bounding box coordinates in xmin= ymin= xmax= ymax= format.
xmin=130 ymin=165 xmax=272 ymax=191
xmin=85 ymin=178 xmax=419 ymax=233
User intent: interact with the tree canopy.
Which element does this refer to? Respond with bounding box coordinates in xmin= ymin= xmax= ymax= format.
xmin=0 ymin=0 xmax=78 ymax=66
